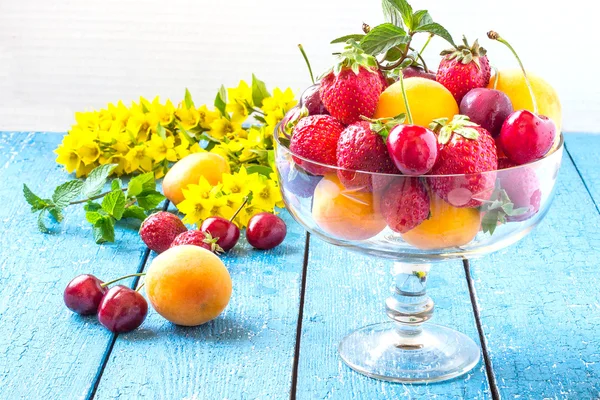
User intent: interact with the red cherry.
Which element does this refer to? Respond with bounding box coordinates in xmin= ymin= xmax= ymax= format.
xmin=97 ymin=285 xmax=148 ymax=333
xmin=386 ymin=125 xmax=438 ymax=175
xmin=64 ymin=274 xmax=107 ymax=315
xmin=201 ymin=217 xmax=240 ymax=251
xmin=246 ymin=213 xmax=287 ymax=250
xmin=498 ymin=110 xmax=556 ymax=165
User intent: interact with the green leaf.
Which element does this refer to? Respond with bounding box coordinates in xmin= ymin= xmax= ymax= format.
xmin=122 ymin=205 xmax=148 ymax=221
xmin=111 ymin=178 xmax=123 ymax=192
xmin=85 ymin=211 xmax=103 ymax=224
xmin=412 ymin=10 xmax=433 ymax=28
xmin=93 ymin=216 xmax=115 ymax=244
xmin=52 ymin=180 xmax=84 ymax=209
xmin=136 ymin=190 xmax=166 ymax=210
xmin=245 ymin=165 xmax=273 ymax=177
xmin=81 ymin=164 xmax=117 ymax=198
xmin=84 ymin=201 xmax=102 ymax=212
xmin=359 ymin=23 xmax=409 ymax=56
xmin=384 ymin=46 xmax=404 ymax=62
xmin=156 ymin=123 xmax=167 ymax=141
xmin=23 ymin=184 xmax=48 ymax=211
xmin=414 ymin=23 xmax=455 ymax=47
xmin=251 ymin=74 xmax=271 ymax=108
xmin=330 ymin=34 xmax=366 ymax=44
xmin=127 ymin=172 xmax=156 ymax=198
xmin=37 ymin=210 xmax=49 ymax=233
xmin=382 ymin=0 xmax=403 ymax=27
xmin=47 ymin=207 xmax=63 ymax=223
xmin=184 ymin=88 xmax=194 ymax=108
xmin=101 ymin=189 xmax=126 ymax=220
xmin=383 ymin=0 xmax=413 ymax=30
xmin=214 ymin=85 xmax=228 ymax=117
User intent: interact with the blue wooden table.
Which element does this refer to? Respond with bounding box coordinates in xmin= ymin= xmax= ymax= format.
xmin=1 ymin=131 xmax=599 ymax=399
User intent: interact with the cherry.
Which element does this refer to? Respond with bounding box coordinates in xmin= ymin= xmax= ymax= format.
xmin=201 ymin=217 xmax=239 ymax=252
xmin=402 ymin=66 xmax=436 ymax=81
xmin=97 ymin=285 xmax=148 ymax=333
xmin=300 ymin=84 xmax=328 ymax=116
xmin=64 ymin=274 xmax=107 ymax=315
xmin=246 ymin=213 xmax=287 ymax=250
xmin=460 ymin=88 xmax=513 ymax=137
xmin=386 ymin=125 xmax=438 ymax=175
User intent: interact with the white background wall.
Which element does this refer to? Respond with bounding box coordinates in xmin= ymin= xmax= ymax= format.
xmin=0 ymin=0 xmax=597 ymax=132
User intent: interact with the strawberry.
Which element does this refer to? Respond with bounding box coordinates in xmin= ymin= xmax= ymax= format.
xmin=290 ymin=115 xmax=345 ymax=175
xmin=170 ymin=230 xmax=224 ymax=254
xmin=436 ymin=37 xmax=491 ymax=103
xmin=336 ymin=119 xmax=400 ymax=191
xmin=319 ymin=42 xmax=384 ymax=124
xmin=428 ymin=115 xmax=498 ymax=208
xmin=381 ymin=178 xmax=430 ymax=234
xmin=139 ymin=212 xmax=187 ymax=253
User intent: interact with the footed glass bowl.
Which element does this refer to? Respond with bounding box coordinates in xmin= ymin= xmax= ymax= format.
xmin=274 ymin=116 xmax=563 ymax=383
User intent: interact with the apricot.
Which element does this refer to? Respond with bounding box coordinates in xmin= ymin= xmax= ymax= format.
xmin=375 ymin=77 xmax=459 ymax=128
xmin=163 ymin=153 xmax=230 ymax=205
xmin=145 ymin=245 xmax=232 ymax=326
xmin=401 ymin=193 xmax=480 ymax=250
xmin=312 ymin=174 xmax=386 ymax=241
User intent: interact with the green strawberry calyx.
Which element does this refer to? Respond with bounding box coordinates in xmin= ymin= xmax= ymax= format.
xmin=282 ymin=106 xmax=309 ymax=136
xmin=326 ymin=40 xmax=379 ymax=77
xmin=440 ymin=36 xmax=487 ymax=69
xmin=361 ymin=114 xmax=406 ymax=141
xmin=202 ymin=231 xmax=224 ymax=254
xmin=429 ymin=115 xmax=480 ymax=145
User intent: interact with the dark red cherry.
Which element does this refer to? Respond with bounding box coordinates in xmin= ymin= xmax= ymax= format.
xmin=386 ymin=125 xmax=438 ymax=175
xmin=246 ymin=213 xmax=287 ymax=250
xmin=301 ymin=84 xmax=328 ymax=116
xmin=402 ymin=66 xmax=436 ymax=81
xmin=201 ymin=216 xmax=240 ymax=251
xmin=97 ymin=285 xmax=148 ymax=333
xmin=64 ymin=274 xmax=107 ymax=315
xmin=460 ymin=88 xmax=513 ymax=137
xmin=498 ymin=110 xmax=556 ymax=165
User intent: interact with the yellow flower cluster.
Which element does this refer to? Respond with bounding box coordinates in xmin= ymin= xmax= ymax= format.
xmin=54 ymin=77 xmax=297 ymax=227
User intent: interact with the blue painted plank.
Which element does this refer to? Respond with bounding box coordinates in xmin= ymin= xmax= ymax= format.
xmin=470 ymin=154 xmax=600 ymax=398
xmin=565 ymin=133 xmax=600 ymax=211
xmin=296 ymin=238 xmax=491 ymax=399
xmin=93 ymin=209 xmax=307 ymax=399
xmin=0 ymin=132 xmax=158 ymax=399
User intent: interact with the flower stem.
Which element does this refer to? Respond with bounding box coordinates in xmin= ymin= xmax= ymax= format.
xmin=101 ymin=273 xmax=146 ymax=288
xmin=487 ymin=31 xmax=538 ymax=114
xmin=229 ymin=196 xmax=249 ymax=222
xmin=69 ymin=187 xmax=127 ymax=206
xmin=298 ymin=44 xmax=315 ymax=85
xmin=398 ymin=73 xmax=413 ymax=125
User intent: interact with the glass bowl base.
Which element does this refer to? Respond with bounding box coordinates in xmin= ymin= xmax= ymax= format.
xmin=339 ymin=322 xmax=481 ymax=384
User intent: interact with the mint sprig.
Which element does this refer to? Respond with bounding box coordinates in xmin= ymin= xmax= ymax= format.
xmin=481 ymin=188 xmax=529 ymax=235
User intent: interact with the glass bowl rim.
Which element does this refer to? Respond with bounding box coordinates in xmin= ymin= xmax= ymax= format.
xmin=274 ymin=124 xmax=564 ymax=179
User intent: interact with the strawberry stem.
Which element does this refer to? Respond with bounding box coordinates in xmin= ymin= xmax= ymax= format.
xmin=298 ymin=44 xmax=315 ymax=85
xmin=229 ymin=196 xmax=249 ymax=223
xmin=101 ymin=273 xmax=146 ymax=288
xmin=398 ymin=73 xmax=413 ymax=125
xmin=487 ymin=31 xmax=538 ymax=114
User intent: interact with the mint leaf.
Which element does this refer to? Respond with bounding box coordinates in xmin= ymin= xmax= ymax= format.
xmin=382 ymin=0 xmax=413 ymax=30
xmin=414 ymin=23 xmax=455 ymax=47
xmin=331 ymin=34 xmax=365 ymax=44
xmin=23 ymin=184 xmax=48 ymax=211
xmin=214 ymin=85 xmax=228 ymax=117
xmin=37 ymin=210 xmax=49 ymax=233
xmin=136 ymin=190 xmax=166 ymax=210
xmin=127 ymin=172 xmax=156 ymax=198
xmin=52 ymin=180 xmax=84 ymax=209
xmin=86 ymin=211 xmax=103 ymax=224
xmin=101 ymin=190 xmax=126 ymax=220
xmin=111 ymin=178 xmax=122 ymax=192
xmin=245 ymin=165 xmax=273 ymax=177
xmin=81 ymin=164 xmax=117 ymax=198
xmin=382 ymin=0 xmax=403 ymax=27
xmin=412 ymin=10 xmax=433 ymax=28
xmin=184 ymin=88 xmax=195 ymax=109
xmin=93 ymin=216 xmax=115 ymax=244
xmin=360 ymin=23 xmax=409 ymax=56
xmin=251 ymin=74 xmax=271 ymax=108
xmin=84 ymin=201 xmax=102 ymax=212
xmin=48 ymin=207 xmax=63 ymax=223
xmin=122 ymin=206 xmax=148 ymax=221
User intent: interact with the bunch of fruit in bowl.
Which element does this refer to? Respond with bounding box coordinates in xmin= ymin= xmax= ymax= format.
xmin=276 ymin=20 xmax=562 ymax=254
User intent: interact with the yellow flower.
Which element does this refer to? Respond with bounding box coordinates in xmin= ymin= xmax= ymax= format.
xmin=75 ymin=162 xmax=96 ymax=178
xmin=175 ymin=106 xmax=200 ymax=130
xmin=209 ymin=144 xmax=232 ymax=162
xmin=99 ymin=154 xmax=129 ymax=176
xmin=55 ymin=135 xmax=83 ymax=173
xmin=219 ymin=192 xmax=246 ymax=221
xmin=261 ymin=88 xmax=297 ymax=128
xmin=198 ymin=105 xmax=220 ymax=130
xmin=126 ymin=108 xmax=152 ymax=143
xmin=174 ymin=142 xmax=191 ymax=159
xmin=249 ymin=178 xmax=282 ymax=211
xmin=208 ymin=117 xmax=244 ymax=141
xmin=125 ymin=144 xmax=153 ymax=173
xmin=177 ymin=177 xmax=219 ymax=224
xmin=74 ymin=111 xmax=101 ymax=133
xmin=226 ymin=80 xmax=252 ymax=123
xmin=147 ymin=97 xmax=176 ymax=127
xmin=235 ymin=205 xmax=261 ymax=228
xmin=221 ymin=167 xmax=257 ymax=197
xmin=78 ymin=140 xmax=101 ymax=165
xmin=145 ymin=134 xmax=178 ymax=163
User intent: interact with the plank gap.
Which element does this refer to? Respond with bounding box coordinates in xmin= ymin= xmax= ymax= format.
xmin=463 ymin=259 xmax=501 ymax=400
xmin=290 ymin=232 xmax=310 ymax=400
xmin=564 ymin=142 xmax=600 ymax=215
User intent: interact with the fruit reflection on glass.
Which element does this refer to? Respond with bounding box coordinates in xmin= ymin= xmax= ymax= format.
xmin=277 ymin=0 xmax=562 ymax=383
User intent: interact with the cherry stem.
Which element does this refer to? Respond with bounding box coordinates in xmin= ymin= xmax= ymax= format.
xmin=487 ymin=31 xmax=538 ymax=114
xmin=229 ymin=196 xmax=249 ymax=222
xmin=379 ymin=33 xmax=415 ymax=71
xmin=492 ymin=66 xmax=499 ymax=90
xmin=398 ymin=73 xmax=413 ymax=125
xmin=136 ymin=282 xmax=145 ymax=292
xmin=408 ymin=46 xmax=429 ymax=73
xmin=298 ymin=44 xmax=315 ymax=85
xmin=101 ymin=273 xmax=146 ymax=288
xmin=418 ymin=34 xmax=434 ymax=72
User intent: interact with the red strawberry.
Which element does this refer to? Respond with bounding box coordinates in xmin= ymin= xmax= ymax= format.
xmin=437 ymin=37 xmax=491 ymax=103
xmin=170 ymin=230 xmax=223 ymax=254
xmin=319 ymin=42 xmax=384 ymax=124
xmin=428 ymin=116 xmax=498 ymax=208
xmin=290 ymin=115 xmax=345 ymax=175
xmin=139 ymin=211 xmax=187 ymax=253
xmin=336 ymin=120 xmax=400 ymax=191
xmin=381 ymin=178 xmax=430 ymax=234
